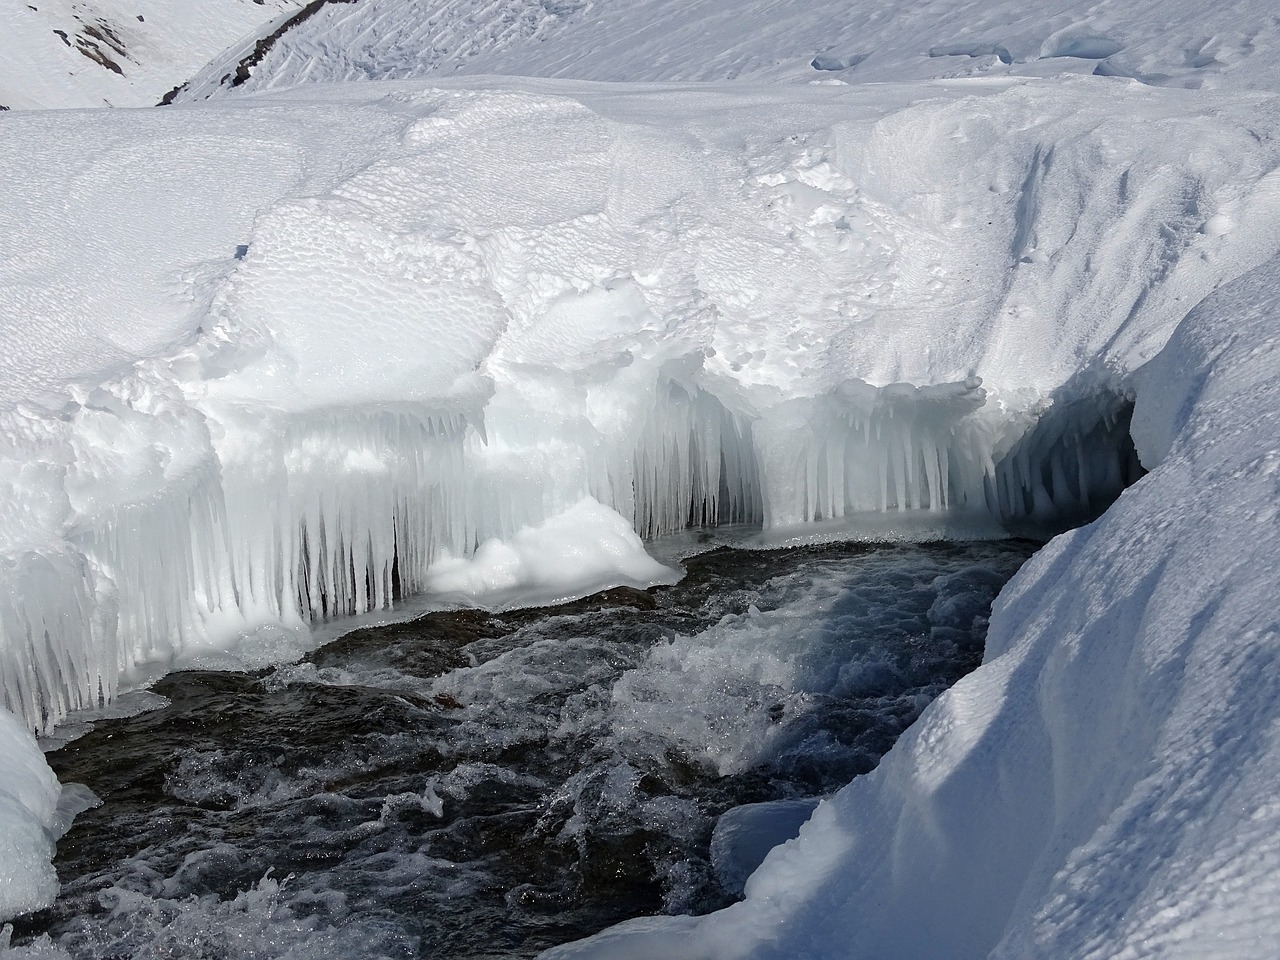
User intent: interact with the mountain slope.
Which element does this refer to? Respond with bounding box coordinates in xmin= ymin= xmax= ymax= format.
xmin=172 ymin=0 xmax=1280 ymax=101
xmin=0 ymin=0 xmax=304 ymax=109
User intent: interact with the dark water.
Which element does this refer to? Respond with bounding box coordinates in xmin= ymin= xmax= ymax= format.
xmin=13 ymin=540 xmax=1036 ymax=959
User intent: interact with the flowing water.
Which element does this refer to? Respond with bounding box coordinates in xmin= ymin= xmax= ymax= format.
xmin=10 ymin=539 xmax=1037 ymax=959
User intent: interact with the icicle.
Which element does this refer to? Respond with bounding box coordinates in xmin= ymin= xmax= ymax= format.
xmin=922 ymin=437 xmax=941 ymax=512
xmin=628 ymin=382 xmax=763 ymax=537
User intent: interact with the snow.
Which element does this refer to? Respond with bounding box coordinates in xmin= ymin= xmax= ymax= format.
xmin=422 ymin=497 xmax=679 ymax=604
xmin=545 ymin=250 xmax=1280 ymax=960
xmin=0 ymin=0 xmax=306 ymax=110
xmin=5 ymin=77 xmax=1269 ymax=752
xmin=14 ymin=76 xmax=1269 ymax=746
xmin=172 ymin=0 xmax=1280 ymax=99
xmin=1 ymin=0 xmax=1280 ymax=952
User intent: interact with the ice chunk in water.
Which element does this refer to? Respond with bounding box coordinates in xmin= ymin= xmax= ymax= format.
xmin=0 ymin=706 xmax=61 ymax=921
xmin=711 ymin=799 xmax=821 ymax=896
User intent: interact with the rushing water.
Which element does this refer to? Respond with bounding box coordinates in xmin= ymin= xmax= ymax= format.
xmin=10 ymin=539 xmax=1036 ymax=959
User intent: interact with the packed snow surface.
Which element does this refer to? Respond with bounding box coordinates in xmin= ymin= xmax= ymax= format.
xmin=2 ymin=0 xmax=1280 ymax=955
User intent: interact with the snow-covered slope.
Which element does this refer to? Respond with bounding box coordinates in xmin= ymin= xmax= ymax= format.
xmin=547 ymin=250 xmax=1280 ymax=960
xmin=172 ymin=0 xmax=1280 ymax=101
xmin=4 ymin=0 xmax=1280 ymax=955
xmin=0 ymin=0 xmax=304 ymax=110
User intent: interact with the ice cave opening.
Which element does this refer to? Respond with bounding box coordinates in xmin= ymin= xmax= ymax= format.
xmin=631 ymin=377 xmax=1146 ymax=545
xmin=987 ymin=387 xmax=1146 ymax=534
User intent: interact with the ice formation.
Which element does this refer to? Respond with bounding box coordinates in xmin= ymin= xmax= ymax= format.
xmin=10 ymin=77 xmax=1269 ymax=739
xmin=3 ymin=0 xmax=1280 ymax=949
xmin=0 ymin=707 xmax=60 ymax=920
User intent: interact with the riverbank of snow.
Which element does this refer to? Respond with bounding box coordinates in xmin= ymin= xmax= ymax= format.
xmin=7 ymin=76 xmax=1278 ymax=738
xmin=547 ymin=250 xmax=1280 ymax=960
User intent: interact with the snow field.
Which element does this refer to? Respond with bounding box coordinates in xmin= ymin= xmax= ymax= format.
xmin=173 ymin=0 xmax=1280 ymax=99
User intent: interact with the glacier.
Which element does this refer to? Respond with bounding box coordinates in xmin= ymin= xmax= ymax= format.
xmin=2 ymin=0 xmax=1280 ymax=955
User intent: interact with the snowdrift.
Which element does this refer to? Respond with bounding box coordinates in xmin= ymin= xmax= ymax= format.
xmin=3 ymin=69 xmax=1280 ymax=951
xmin=546 ymin=250 xmax=1280 ymax=960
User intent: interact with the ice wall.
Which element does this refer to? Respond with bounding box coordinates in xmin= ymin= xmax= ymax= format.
xmin=0 ymin=366 xmax=1147 ymax=736
xmin=545 ymin=254 xmax=1280 ymax=960
xmin=753 ymin=377 xmax=994 ymax=527
xmin=5 ymin=78 xmax=1280 ymax=739
xmin=630 ymin=383 xmax=762 ymax=538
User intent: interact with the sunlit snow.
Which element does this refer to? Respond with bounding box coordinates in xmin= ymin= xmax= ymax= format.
xmin=2 ymin=0 xmax=1280 ymax=957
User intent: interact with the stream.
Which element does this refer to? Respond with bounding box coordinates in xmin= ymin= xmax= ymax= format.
xmin=10 ymin=538 xmax=1037 ymax=959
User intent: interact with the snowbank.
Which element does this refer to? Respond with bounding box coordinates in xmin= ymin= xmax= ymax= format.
xmin=4 ymin=37 xmax=1280 ymax=945
xmin=544 ymin=255 xmax=1280 ymax=958
xmin=12 ymin=77 xmax=1277 ymax=741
